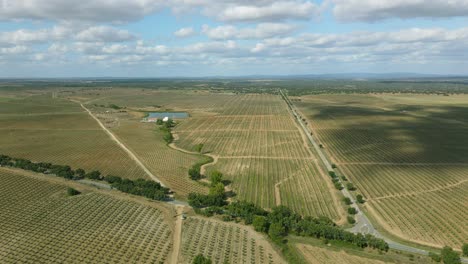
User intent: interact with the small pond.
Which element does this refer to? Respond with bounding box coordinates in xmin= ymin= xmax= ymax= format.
xmin=148 ymin=112 xmax=189 ymax=119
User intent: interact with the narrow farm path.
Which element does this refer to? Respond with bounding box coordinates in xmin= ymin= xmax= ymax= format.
xmin=168 ymin=142 xmax=218 ymax=176
xmin=274 ymin=166 xmax=310 ymax=206
xmin=370 ymin=179 xmax=468 ymax=201
xmin=77 ymin=102 xmax=166 ymax=187
xmin=170 ymin=206 xmax=184 ymax=264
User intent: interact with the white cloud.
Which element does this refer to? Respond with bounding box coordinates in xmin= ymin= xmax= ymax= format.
xmin=174 ymin=27 xmax=196 ymax=37
xmin=0 ymin=26 xmax=72 ymax=45
xmin=75 ymin=26 xmax=135 ymax=42
xmin=212 ymin=1 xmax=320 ymax=22
xmin=332 ymin=0 xmax=468 ymax=22
xmin=0 ymin=45 xmax=30 ymax=55
xmin=0 ymin=0 xmax=165 ymax=23
xmin=202 ymin=23 xmax=296 ymax=40
xmin=251 ymin=43 xmax=266 ymax=53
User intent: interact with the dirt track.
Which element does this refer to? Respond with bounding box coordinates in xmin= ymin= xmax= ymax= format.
xmin=78 ymin=102 xmax=166 ymax=187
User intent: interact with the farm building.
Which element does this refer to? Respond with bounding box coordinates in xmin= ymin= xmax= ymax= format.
xmin=142 ymin=112 xmax=189 ymax=122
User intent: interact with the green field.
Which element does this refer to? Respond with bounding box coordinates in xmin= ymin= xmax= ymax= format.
xmin=0 ymin=167 xmax=174 ymax=263
xmin=295 ymin=94 xmax=468 ymax=248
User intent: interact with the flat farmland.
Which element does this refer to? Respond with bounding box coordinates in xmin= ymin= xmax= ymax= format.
xmin=172 ymin=93 xmax=342 ymax=219
xmin=0 ymin=167 xmax=174 ymax=264
xmin=296 ymin=244 xmax=389 ymax=264
xmin=180 ymin=217 xmax=285 ymax=264
xmin=110 ymin=119 xmax=208 ymax=197
xmin=295 ymin=94 xmax=468 ymax=248
xmin=0 ymin=94 xmax=147 ymax=180
xmin=71 ymin=90 xmax=342 ymax=219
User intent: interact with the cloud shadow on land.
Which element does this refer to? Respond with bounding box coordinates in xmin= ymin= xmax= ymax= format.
xmin=304 ymin=103 xmax=468 ymax=164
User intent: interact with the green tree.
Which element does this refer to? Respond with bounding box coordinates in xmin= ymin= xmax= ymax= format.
xmin=209 ymin=171 xmax=223 ymax=186
xmin=347 ymin=216 xmax=356 ymax=224
xmin=346 ymin=182 xmax=356 ymax=191
xmin=85 ymin=170 xmax=101 ymax=180
xmin=188 ymin=167 xmax=201 ymax=180
xmin=429 ymin=252 xmax=441 ymax=262
xmin=67 ymin=187 xmax=81 ymax=196
xmin=209 ymin=182 xmax=225 ymax=197
xmin=253 ymin=216 xmax=268 ymax=233
xmin=343 ymin=197 xmax=352 ymax=205
xmin=463 ymin=243 xmax=468 ymax=257
xmin=268 ymin=222 xmax=286 ymax=243
xmin=356 ymin=194 xmax=365 ymax=204
xmin=348 ymin=207 xmax=357 ymax=215
xmin=192 ymin=254 xmax=212 ymax=264
xmin=441 ymin=246 xmax=461 ymax=264
xmin=75 ymin=168 xmax=86 ymax=178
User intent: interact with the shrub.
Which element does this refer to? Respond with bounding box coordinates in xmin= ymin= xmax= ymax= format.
xmin=343 ymin=197 xmax=352 ymax=205
xmin=85 ymin=170 xmax=101 ymax=180
xmin=441 ymin=246 xmax=461 ymax=264
xmin=188 ymin=167 xmax=202 ymax=180
xmin=334 ymin=182 xmax=343 ymax=190
xmin=356 ymin=194 xmax=365 ymax=204
xmin=67 ymin=187 xmax=81 ymax=196
xmin=346 ymin=183 xmax=356 ymax=191
xmin=347 ymin=216 xmax=356 ymax=224
xmin=429 ymin=252 xmax=441 ymax=262
xmin=253 ymin=216 xmax=269 ymax=233
xmin=348 ymin=207 xmax=357 ymax=215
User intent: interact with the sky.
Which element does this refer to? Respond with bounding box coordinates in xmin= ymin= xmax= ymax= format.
xmin=1 ymin=0 xmax=468 ymax=77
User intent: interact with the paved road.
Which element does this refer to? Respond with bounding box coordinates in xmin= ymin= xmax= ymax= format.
xmin=279 ymin=90 xmax=468 ymax=262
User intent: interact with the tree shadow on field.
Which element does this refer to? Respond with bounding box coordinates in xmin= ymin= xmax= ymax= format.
xmin=308 ymin=104 xmax=468 ymax=164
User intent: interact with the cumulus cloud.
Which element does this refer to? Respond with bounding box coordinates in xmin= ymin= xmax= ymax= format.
xmin=0 ymin=26 xmax=72 ymax=45
xmin=217 ymin=1 xmax=319 ymax=21
xmin=0 ymin=0 xmax=165 ymax=23
xmin=332 ymin=0 xmax=468 ymax=22
xmin=75 ymin=26 xmax=135 ymax=42
xmin=0 ymin=46 xmax=30 ymax=55
xmin=174 ymin=27 xmax=196 ymax=38
xmin=202 ymin=23 xmax=296 ymax=40
xmin=0 ymin=25 xmax=135 ymax=46
xmin=0 ymin=0 xmax=321 ymax=23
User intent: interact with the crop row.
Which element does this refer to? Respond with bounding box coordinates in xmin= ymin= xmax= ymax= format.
xmin=0 ymin=169 xmax=173 ymax=264
xmin=370 ymin=181 xmax=467 ymax=248
xmin=207 ymin=158 xmax=340 ymax=219
xmin=112 ymin=120 xmax=208 ymax=197
xmin=340 ymin=164 xmax=468 ymax=198
xmin=180 ymin=217 xmax=283 ymax=264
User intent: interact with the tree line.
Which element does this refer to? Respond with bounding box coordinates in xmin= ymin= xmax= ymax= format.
xmin=186 ymin=170 xmax=388 ymax=252
xmin=0 ymin=154 xmax=170 ymax=201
